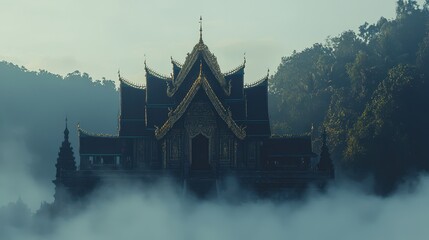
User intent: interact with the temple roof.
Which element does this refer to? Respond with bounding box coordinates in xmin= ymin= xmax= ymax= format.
xmin=78 ymin=124 xmax=119 ymax=138
xmin=79 ymin=134 xmax=121 ymax=155
xmin=167 ymin=41 xmax=231 ymax=97
xmin=155 ymin=64 xmax=246 ymax=140
xmin=145 ymin=62 xmax=172 ymax=81
xmin=223 ymin=60 xmax=245 ymax=77
xmin=119 ymin=76 xmax=146 ymax=90
xmin=244 ymin=73 xmax=269 ymax=89
xmin=171 ymin=58 xmax=183 ymax=68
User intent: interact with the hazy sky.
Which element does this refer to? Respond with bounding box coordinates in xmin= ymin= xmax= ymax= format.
xmin=0 ymin=0 xmax=425 ymax=83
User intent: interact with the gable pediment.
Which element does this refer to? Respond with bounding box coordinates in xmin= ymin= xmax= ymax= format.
xmin=167 ymin=41 xmax=232 ymax=97
xmin=155 ymin=64 xmax=246 ymax=140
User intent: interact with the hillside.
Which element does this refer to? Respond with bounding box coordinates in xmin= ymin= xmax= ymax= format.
xmin=269 ymin=0 xmax=429 ymax=194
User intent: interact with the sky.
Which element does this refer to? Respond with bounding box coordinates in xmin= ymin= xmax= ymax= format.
xmin=0 ymin=0 xmax=425 ymax=83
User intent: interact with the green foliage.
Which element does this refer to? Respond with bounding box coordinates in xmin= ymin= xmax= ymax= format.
xmin=0 ymin=62 xmax=118 ymax=185
xmin=269 ymin=2 xmax=429 ymax=194
xmin=269 ymin=44 xmax=334 ymax=134
xmin=345 ymin=65 xmax=429 ymax=193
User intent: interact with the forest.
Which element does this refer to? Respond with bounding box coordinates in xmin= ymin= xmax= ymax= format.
xmin=269 ymin=0 xmax=429 ymax=194
xmin=0 ymin=0 xmax=428 ymax=195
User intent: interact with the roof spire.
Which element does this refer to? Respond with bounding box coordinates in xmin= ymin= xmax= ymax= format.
xmin=64 ymin=117 xmax=69 ymax=141
xmin=199 ymin=16 xmax=203 ymax=43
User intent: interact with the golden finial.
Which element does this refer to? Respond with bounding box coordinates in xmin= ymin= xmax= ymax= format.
xmin=199 ymin=16 xmax=203 ymax=43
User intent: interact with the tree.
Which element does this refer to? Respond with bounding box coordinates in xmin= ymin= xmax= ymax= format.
xmin=345 ymin=65 xmax=429 ymax=194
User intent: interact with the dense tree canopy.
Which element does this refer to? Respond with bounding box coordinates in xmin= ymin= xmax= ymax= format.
xmin=0 ymin=62 xmax=118 ymax=188
xmin=269 ymin=0 xmax=429 ymax=194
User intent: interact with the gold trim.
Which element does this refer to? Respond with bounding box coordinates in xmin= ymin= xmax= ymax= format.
xmin=145 ymin=65 xmax=172 ymax=81
xmin=171 ymin=58 xmax=183 ymax=68
xmin=167 ymin=41 xmax=231 ymax=97
xmin=155 ymin=64 xmax=246 ymax=140
xmin=223 ymin=61 xmax=245 ymax=76
xmin=78 ymin=125 xmax=119 ymax=138
xmin=119 ymin=76 xmax=146 ymax=90
xmin=244 ymin=75 xmax=268 ymax=88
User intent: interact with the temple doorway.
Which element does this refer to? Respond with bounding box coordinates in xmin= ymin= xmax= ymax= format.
xmin=191 ymin=134 xmax=210 ymax=170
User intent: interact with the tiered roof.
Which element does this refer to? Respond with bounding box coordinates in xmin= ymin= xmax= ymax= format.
xmin=167 ymin=40 xmax=232 ymax=97
xmin=80 ymin=30 xmax=271 ymax=141
xmin=155 ymin=63 xmax=246 ymax=140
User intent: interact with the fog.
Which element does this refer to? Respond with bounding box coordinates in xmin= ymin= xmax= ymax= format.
xmin=1 ymin=148 xmax=429 ymax=240
xmin=1 ymin=60 xmax=428 ymax=239
xmin=0 ymin=62 xmax=119 ymax=210
xmin=0 ymin=116 xmax=427 ymax=239
xmin=0 ymin=126 xmax=53 ymax=210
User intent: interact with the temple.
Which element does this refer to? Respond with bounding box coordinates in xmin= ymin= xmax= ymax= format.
xmin=54 ymin=22 xmax=334 ymax=200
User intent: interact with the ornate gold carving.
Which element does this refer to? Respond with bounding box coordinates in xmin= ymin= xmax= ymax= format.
xmin=155 ymin=66 xmax=246 ymax=140
xmin=200 ymin=73 xmax=246 ymax=139
xmin=145 ymin=65 xmax=172 ymax=81
xmin=167 ymin=41 xmax=231 ymax=97
xmin=171 ymin=58 xmax=183 ymax=68
xmin=169 ymin=129 xmax=182 ymax=161
xmin=155 ymin=68 xmax=203 ymax=139
xmin=184 ymin=102 xmax=216 ymax=138
xmin=119 ymin=76 xmax=146 ymax=89
xmin=78 ymin=125 xmax=118 ymax=138
xmin=244 ymin=74 xmax=268 ymax=88
xmin=222 ymin=62 xmax=245 ymax=76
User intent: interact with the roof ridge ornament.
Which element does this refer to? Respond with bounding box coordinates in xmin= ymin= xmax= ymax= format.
xmin=199 ymin=16 xmax=203 ymax=43
xmin=119 ymin=75 xmax=146 ymax=89
xmin=145 ymin=64 xmax=172 ymax=80
xmin=78 ymin=124 xmax=119 ymax=138
xmin=171 ymin=57 xmax=183 ymax=68
xmin=244 ymin=74 xmax=269 ymax=88
xmin=222 ymin=63 xmax=245 ymax=76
